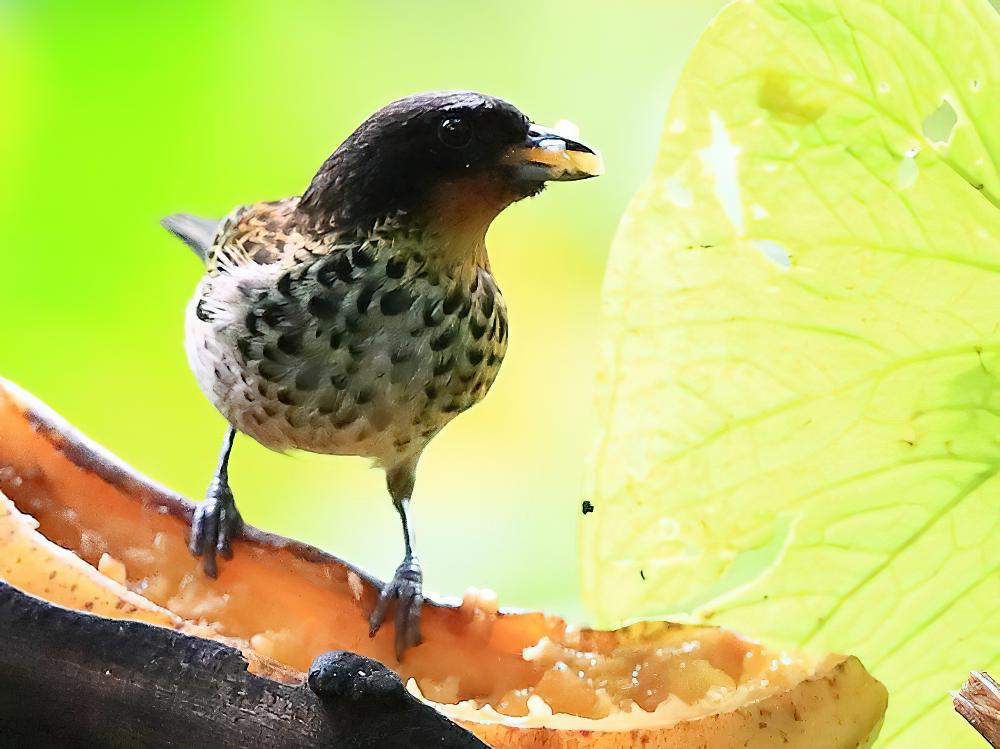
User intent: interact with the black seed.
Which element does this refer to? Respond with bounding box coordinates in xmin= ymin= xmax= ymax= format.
xmin=308 ymin=294 xmax=338 ymax=319
xmin=380 ymin=287 xmax=413 ymax=316
xmin=459 ymin=371 xmax=475 ymax=384
xmin=356 ymin=280 xmax=381 ymax=314
xmin=443 ymin=286 xmax=464 ymax=315
xmin=277 ymin=272 xmax=294 ymax=297
xmin=196 ymin=299 xmax=213 ymax=322
xmin=351 ymin=247 xmax=374 ymax=267
xmin=458 ymin=298 xmax=471 ymax=318
xmin=582 ymin=500 xmax=595 ymax=515
xmin=393 ymin=437 xmax=411 ymax=449
xmin=277 ymin=388 xmax=298 ymax=406
xmin=277 ymin=331 xmax=303 ymax=356
xmin=329 ymin=329 xmax=344 ymax=349
xmin=355 ymin=388 xmax=374 ymax=405
xmin=348 ymin=340 xmax=366 ymax=358
xmin=424 ymin=384 xmax=438 ymax=399
xmin=497 ymin=314 xmax=508 ymax=343
xmin=487 ymin=353 xmax=498 ymax=366
xmin=433 ymin=355 xmax=455 ymax=376
xmin=331 ymin=373 xmax=348 ymax=390
xmin=318 ymin=396 xmax=339 ymax=415
xmin=469 ymin=274 xmax=480 ymax=293
xmin=421 ymin=427 xmax=436 ymax=438
xmin=442 ymin=401 xmax=462 ymax=413
xmin=236 ymin=337 xmax=254 ymax=360
xmin=386 ymin=257 xmax=406 ymax=278
xmin=470 ymin=318 xmax=487 ymax=340
xmin=468 ymin=348 xmax=484 ymax=365
xmin=423 ymin=299 xmax=443 ymax=327
xmin=430 ymin=327 xmax=457 ymax=351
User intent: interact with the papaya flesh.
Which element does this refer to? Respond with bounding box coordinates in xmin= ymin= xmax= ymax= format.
xmin=0 ymin=378 xmax=887 ymax=748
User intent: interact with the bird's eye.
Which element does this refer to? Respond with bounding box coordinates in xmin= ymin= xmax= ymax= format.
xmin=437 ymin=117 xmax=474 ymax=149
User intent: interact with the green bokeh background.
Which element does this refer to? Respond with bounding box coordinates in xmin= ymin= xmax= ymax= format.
xmin=0 ymin=0 xmax=727 ymax=619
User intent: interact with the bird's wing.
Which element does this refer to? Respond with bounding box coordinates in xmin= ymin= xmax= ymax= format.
xmin=192 ymin=199 xmax=315 ymax=276
xmin=160 ymin=213 xmax=220 ymax=262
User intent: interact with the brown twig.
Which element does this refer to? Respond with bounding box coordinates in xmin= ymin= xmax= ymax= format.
xmin=954 ymin=672 xmax=1000 ymax=747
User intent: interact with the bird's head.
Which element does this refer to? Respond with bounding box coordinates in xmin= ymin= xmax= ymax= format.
xmin=298 ymin=91 xmax=603 ymax=254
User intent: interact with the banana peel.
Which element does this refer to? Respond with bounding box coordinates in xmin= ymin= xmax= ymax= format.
xmin=0 ymin=377 xmax=887 ymax=748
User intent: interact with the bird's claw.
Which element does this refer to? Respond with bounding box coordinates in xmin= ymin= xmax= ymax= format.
xmin=189 ymin=477 xmax=243 ymax=578
xmin=369 ymin=556 xmax=423 ymax=660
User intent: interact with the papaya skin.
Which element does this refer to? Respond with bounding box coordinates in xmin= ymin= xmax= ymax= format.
xmin=0 ymin=377 xmax=887 ymax=747
xmin=457 ymin=657 xmax=886 ymax=748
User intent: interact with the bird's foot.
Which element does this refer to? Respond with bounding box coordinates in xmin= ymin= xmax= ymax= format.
xmin=369 ymin=555 xmax=423 ymax=660
xmin=189 ymin=476 xmax=244 ymax=578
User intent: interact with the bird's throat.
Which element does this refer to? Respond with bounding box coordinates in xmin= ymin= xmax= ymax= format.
xmin=419 ymin=175 xmax=521 ymax=269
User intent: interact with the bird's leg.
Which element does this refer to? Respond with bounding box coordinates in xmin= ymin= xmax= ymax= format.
xmin=189 ymin=426 xmax=243 ymax=578
xmin=369 ymin=461 xmax=423 ymax=660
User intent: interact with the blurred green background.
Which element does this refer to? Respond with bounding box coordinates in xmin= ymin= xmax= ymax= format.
xmin=0 ymin=0 xmax=727 ymax=620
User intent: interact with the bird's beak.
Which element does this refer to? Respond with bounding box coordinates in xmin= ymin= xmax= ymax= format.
xmin=503 ymin=124 xmax=605 ymax=183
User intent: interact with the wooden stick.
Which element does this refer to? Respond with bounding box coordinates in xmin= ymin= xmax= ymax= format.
xmin=954 ymin=672 xmax=1000 ymax=747
xmin=0 ymin=581 xmax=485 ymax=747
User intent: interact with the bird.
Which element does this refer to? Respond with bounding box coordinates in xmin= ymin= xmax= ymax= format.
xmin=161 ymin=90 xmax=603 ymax=659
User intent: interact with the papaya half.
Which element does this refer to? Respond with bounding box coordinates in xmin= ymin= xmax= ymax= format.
xmin=0 ymin=377 xmax=887 ymax=747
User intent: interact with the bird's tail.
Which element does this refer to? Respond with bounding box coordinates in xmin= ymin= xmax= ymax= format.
xmin=160 ymin=213 xmax=219 ymax=262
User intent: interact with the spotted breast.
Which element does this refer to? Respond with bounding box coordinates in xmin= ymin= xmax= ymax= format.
xmin=185 ymin=198 xmax=508 ymax=467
